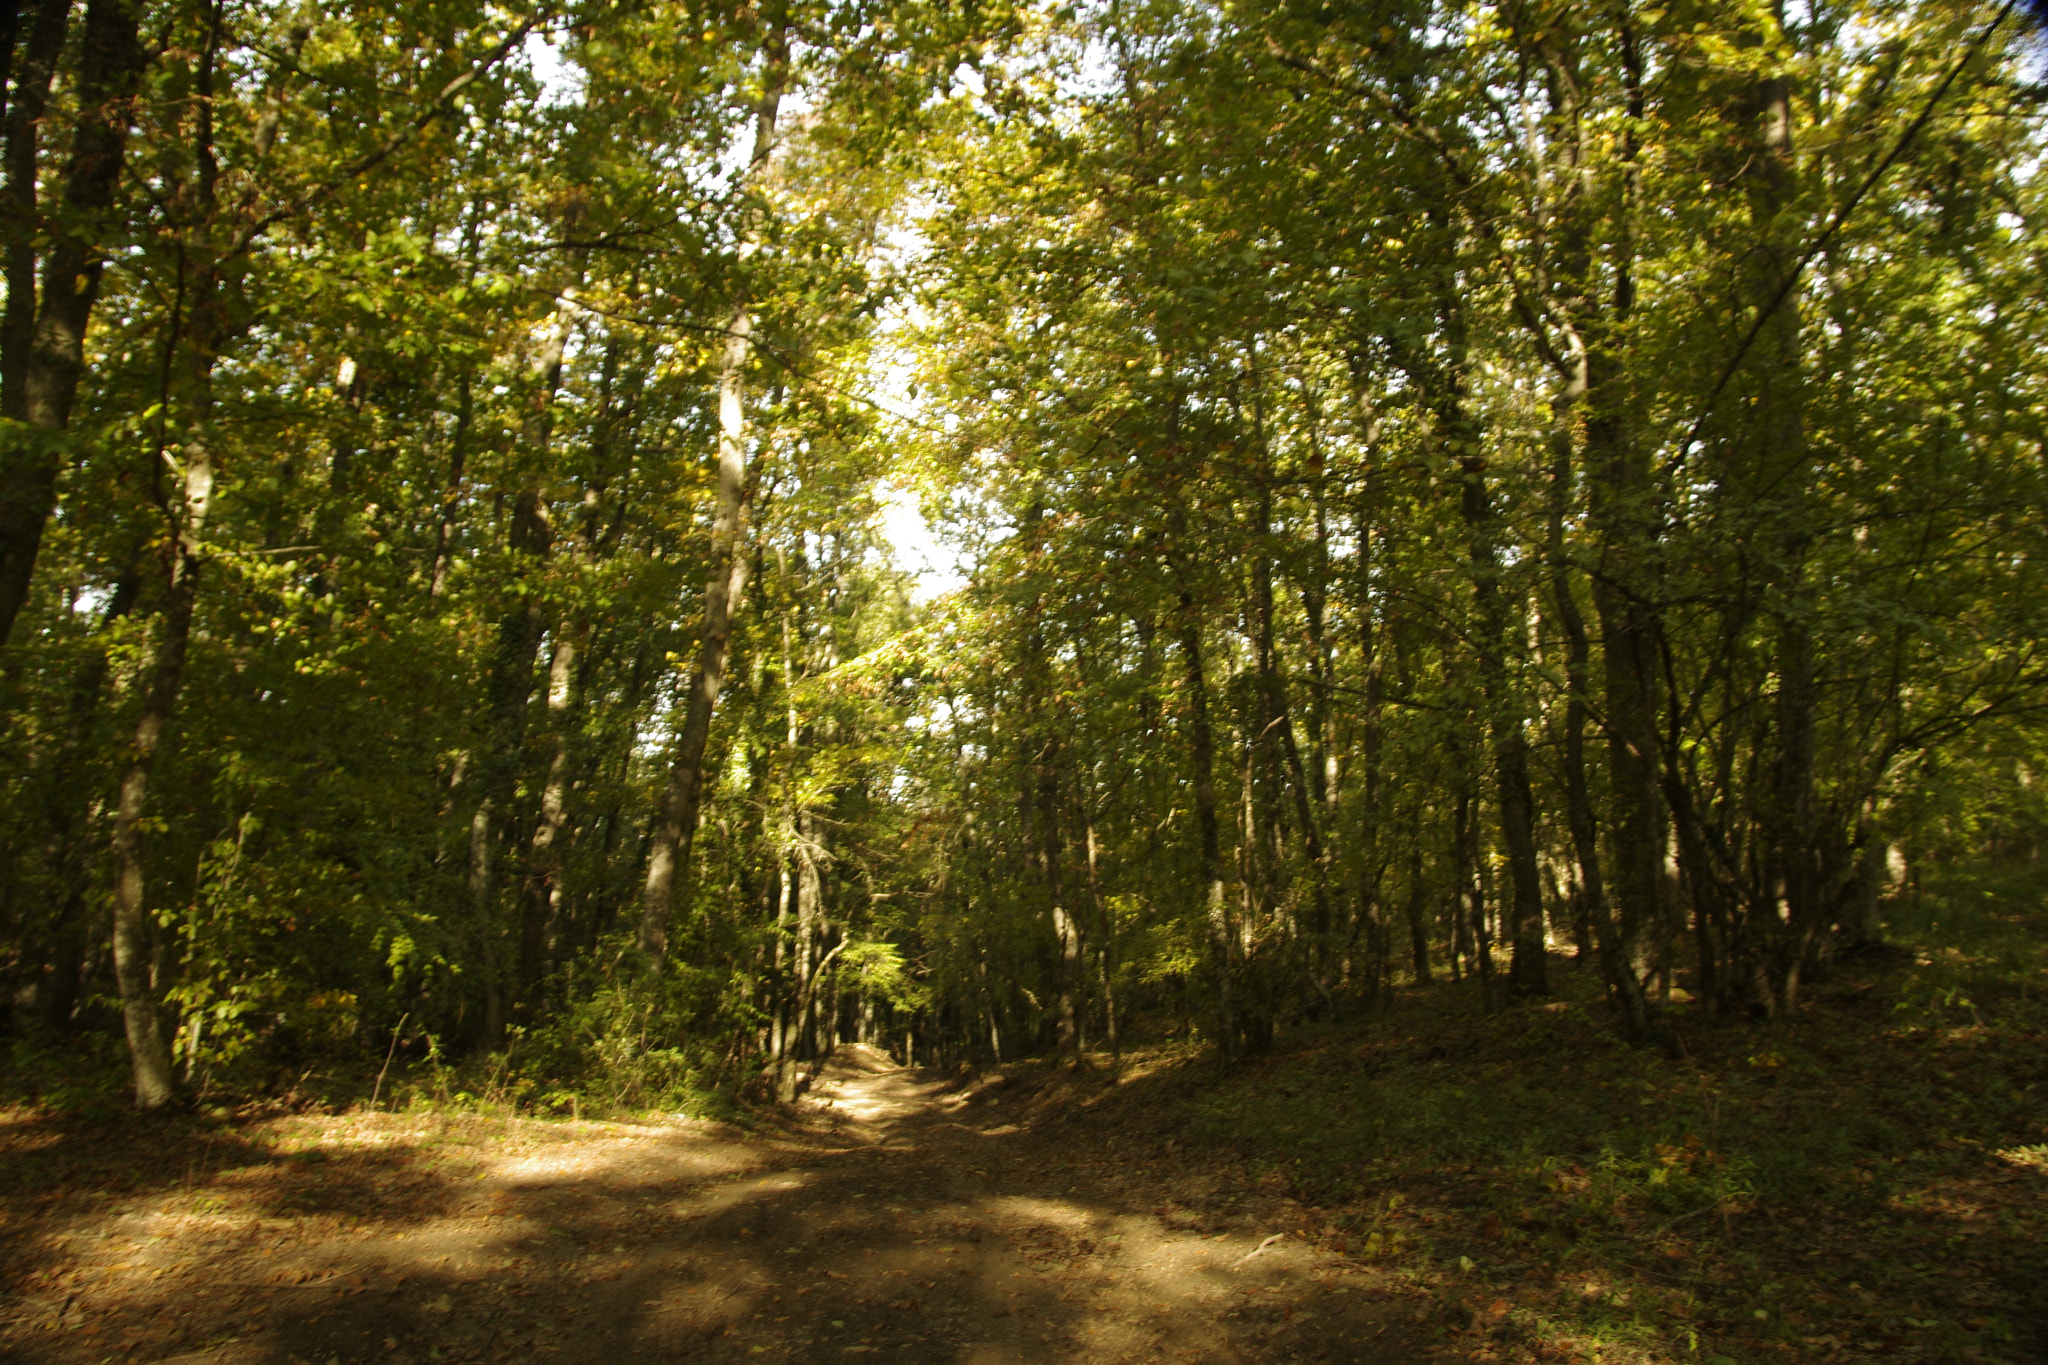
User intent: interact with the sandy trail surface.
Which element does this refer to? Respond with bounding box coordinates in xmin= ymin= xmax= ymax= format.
xmin=3 ymin=1047 xmax=1424 ymax=1364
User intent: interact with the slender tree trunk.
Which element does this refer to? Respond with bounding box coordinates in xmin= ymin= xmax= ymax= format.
xmin=1546 ymin=377 xmax=1656 ymax=1037
xmin=1458 ymin=454 xmax=1548 ymax=1000
xmin=1399 ymin=279 xmax=1548 ymax=999
xmin=1036 ymin=734 xmax=1081 ymax=1060
xmin=638 ymin=305 xmax=759 ymax=959
xmin=468 ymin=484 xmax=550 ymax=1050
xmin=427 ymin=370 xmax=472 ymax=602
xmin=0 ymin=0 xmax=68 ymax=419
xmin=1743 ymin=68 xmax=1818 ymax=1013
xmin=770 ymin=853 xmax=795 ymax=1097
xmin=1451 ymin=764 xmax=1493 ymax=996
xmin=1084 ymin=807 xmax=1119 ymax=1072
xmin=1405 ymin=833 xmax=1430 ymax=985
xmin=0 ymin=0 xmax=144 ymax=647
xmin=427 ymin=197 xmax=490 ymax=604
xmin=1512 ymin=9 xmax=1665 ymax=1044
xmin=519 ymin=626 xmax=579 ymax=1011
xmin=467 ymin=798 xmax=503 ymax=1048
xmin=770 ymin=572 xmax=802 ymax=1097
xmin=1585 ymin=349 xmax=1669 ymax=1044
xmin=792 ymin=815 xmax=824 ymax=1067
xmin=639 ymin=28 xmax=784 ymax=959
xmin=1176 ymin=585 xmax=1233 ymax=1055
xmin=1448 ymin=793 xmax=1470 ymax=983
xmin=1251 ymin=483 xmax=1331 ymax=991
xmin=108 ymin=1 xmax=225 ymax=1109
xmin=464 ymin=269 xmax=580 ymax=1045
xmin=0 ymin=0 xmax=25 ymax=133
xmin=110 ymin=543 xmax=202 ymax=1109
xmin=29 ymin=547 xmax=141 ymax=1029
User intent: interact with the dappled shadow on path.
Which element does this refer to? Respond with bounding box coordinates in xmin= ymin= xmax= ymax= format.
xmin=0 ymin=1047 xmax=1416 ymax=1364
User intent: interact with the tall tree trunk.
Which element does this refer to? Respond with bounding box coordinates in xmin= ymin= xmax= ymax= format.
xmin=637 ymin=305 xmax=759 ymax=959
xmin=518 ymin=626 xmax=579 ymax=1012
xmin=0 ymin=0 xmax=26 ymax=132
xmin=1083 ymin=805 xmax=1119 ymax=1071
xmin=1176 ymin=585 xmax=1233 ymax=1054
xmin=1451 ymin=759 xmax=1493 ymax=996
xmin=1546 ymin=372 xmax=1655 ymax=1037
xmin=638 ymin=28 xmax=784 ymax=959
xmin=110 ymin=527 xmax=203 ymax=1110
xmin=1531 ymin=6 xmax=1662 ymax=1045
xmin=1741 ymin=65 xmax=1817 ymax=1014
xmin=1456 ymin=442 xmax=1548 ymax=1000
xmin=1037 ymin=734 xmax=1081 ymax=1060
xmin=1396 ymin=269 xmax=1548 ymax=1000
xmin=428 ymin=196 xmax=490 ymax=604
xmin=791 ymin=813 xmax=825 ymax=1068
xmin=108 ymin=0 xmax=223 ymax=1109
xmin=0 ymin=0 xmax=67 ymax=419
xmin=34 ymin=552 xmax=142 ymax=1030
xmin=468 ymin=485 xmax=550 ymax=1051
xmin=0 ymin=0 xmax=143 ymax=647
xmin=1404 ymin=832 xmax=1430 ymax=985
xmin=428 ymin=370 xmax=472 ymax=602
xmin=1251 ymin=481 xmax=1331 ymax=983
xmin=1585 ymin=348 xmax=1669 ymax=1045
xmin=769 ymin=857 xmax=793 ymax=1095
xmin=466 ymin=266 xmax=579 ymax=1045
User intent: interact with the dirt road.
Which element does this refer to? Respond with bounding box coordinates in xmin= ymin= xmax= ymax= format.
xmin=3 ymin=1047 xmax=1425 ymax=1364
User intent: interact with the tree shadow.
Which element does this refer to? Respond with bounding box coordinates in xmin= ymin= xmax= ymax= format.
xmin=0 ymin=1079 xmax=1415 ymax=1365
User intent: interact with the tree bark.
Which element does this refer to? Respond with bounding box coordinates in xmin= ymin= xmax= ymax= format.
xmin=467 ymin=483 xmax=551 ymax=1050
xmin=0 ymin=0 xmax=26 ymax=133
xmin=428 ymin=370 xmax=472 ymax=601
xmin=518 ymin=627 xmax=579 ymax=1011
xmin=1585 ymin=342 xmax=1669 ymax=1045
xmin=1388 ymin=277 xmax=1547 ymax=998
xmin=1083 ymin=805 xmax=1119 ymax=1070
xmin=1353 ymin=473 xmax=1390 ymax=998
xmin=637 ymin=305 xmax=759 ymax=960
xmin=1250 ymin=481 xmax=1331 ymax=973
xmin=107 ymin=0 xmax=224 ymax=1109
xmin=1548 ymin=373 xmax=1658 ymax=1039
xmin=110 ymin=494 xmax=207 ymax=1110
xmin=1176 ymin=585 xmax=1233 ymax=1054
xmin=32 ymin=550 xmax=142 ymax=1030
xmin=1456 ymin=442 xmax=1548 ymax=1000
xmin=1038 ymin=734 xmax=1081 ymax=1059
xmin=0 ymin=0 xmax=142 ymax=647
xmin=1404 ymin=833 xmax=1430 ymax=985
xmin=638 ymin=24 xmax=784 ymax=959
xmin=1742 ymin=67 xmax=1818 ymax=1014
xmin=465 ymin=268 xmax=579 ymax=1046
xmin=0 ymin=0 xmax=67 ymax=419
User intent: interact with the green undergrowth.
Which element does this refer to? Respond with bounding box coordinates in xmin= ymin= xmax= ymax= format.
xmin=0 ymin=1037 xmax=745 ymax=1128
xmin=1170 ymin=883 xmax=2048 ymax=1364
xmin=3 ymin=973 xmax=751 ymax=1127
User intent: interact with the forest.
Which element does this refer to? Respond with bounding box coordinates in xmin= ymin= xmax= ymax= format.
xmin=3 ymin=0 xmax=2047 ymax=1361
xmin=0 ymin=0 xmax=2042 ymax=1121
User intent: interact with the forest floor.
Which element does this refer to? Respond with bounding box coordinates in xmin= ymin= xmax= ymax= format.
xmin=0 ymin=1040 xmax=1436 ymax=1365
xmin=3 ymin=901 xmax=2045 ymax=1365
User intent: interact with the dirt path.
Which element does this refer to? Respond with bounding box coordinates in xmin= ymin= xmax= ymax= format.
xmin=2 ymin=1047 xmax=1427 ymax=1364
